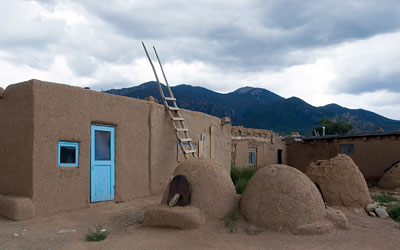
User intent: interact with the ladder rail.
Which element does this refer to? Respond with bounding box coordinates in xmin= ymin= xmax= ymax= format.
xmin=153 ymin=45 xmax=196 ymax=154
xmin=142 ymin=42 xmax=166 ymax=100
xmin=153 ymin=46 xmax=175 ymax=100
xmin=142 ymin=42 xmax=197 ymax=159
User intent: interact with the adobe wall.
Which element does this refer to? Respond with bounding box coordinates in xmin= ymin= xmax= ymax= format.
xmin=31 ymin=80 xmax=151 ymax=214
xmin=10 ymin=79 xmax=232 ymax=216
xmin=148 ymin=100 xmax=231 ymax=195
xmin=286 ymin=135 xmax=400 ymax=180
xmin=0 ymin=82 xmax=34 ymax=198
xmin=231 ymin=126 xmax=286 ymax=168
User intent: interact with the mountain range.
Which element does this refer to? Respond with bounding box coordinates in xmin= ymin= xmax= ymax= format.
xmin=106 ymin=81 xmax=400 ymax=135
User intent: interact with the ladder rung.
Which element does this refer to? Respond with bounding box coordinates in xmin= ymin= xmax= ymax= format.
xmin=172 ymin=117 xmax=184 ymax=121
xmin=176 ymin=128 xmax=188 ymax=132
xmin=180 ymin=138 xmax=192 ymax=142
xmin=164 ymin=97 xmax=176 ymax=101
xmin=168 ymin=106 xmax=180 ymax=111
xmin=184 ymin=149 xmax=196 ymax=154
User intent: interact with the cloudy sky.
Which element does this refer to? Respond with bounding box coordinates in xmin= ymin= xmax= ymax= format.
xmin=1 ymin=1 xmax=400 ymax=119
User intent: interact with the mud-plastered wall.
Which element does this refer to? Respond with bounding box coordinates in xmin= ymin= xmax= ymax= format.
xmin=2 ymin=80 xmax=232 ymax=216
xmin=286 ymin=140 xmax=338 ymax=173
xmin=286 ymin=136 xmax=400 ymax=180
xmin=231 ymin=133 xmax=286 ymax=169
xmin=22 ymin=79 xmax=231 ymax=215
xmin=148 ymin=103 xmax=231 ymax=195
xmin=0 ymin=82 xmax=34 ymax=197
xmin=31 ymin=80 xmax=150 ymax=214
xmin=333 ymin=137 xmax=400 ymax=180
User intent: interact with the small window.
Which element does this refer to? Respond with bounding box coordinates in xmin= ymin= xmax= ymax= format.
xmin=58 ymin=141 xmax=79 ymax=167
xmin=249 ymin=150 xmax=256 ymax=166
xmin=340 ymin=144 xmax=354 ymax=155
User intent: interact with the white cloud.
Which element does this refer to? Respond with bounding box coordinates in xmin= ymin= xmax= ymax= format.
xmin=1 ymin=0 xmax=400 ymax=121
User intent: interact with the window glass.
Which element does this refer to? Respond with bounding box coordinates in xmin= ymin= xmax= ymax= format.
xmin=95 ymin=130 xmax=111 ymax=160
xmin=249 ymin=150 xmax=256 ymax=166
xmin=60 ymin=146 xmax=76 ymax=163
xmin=340 ymin=144 xmax=354 ymax=155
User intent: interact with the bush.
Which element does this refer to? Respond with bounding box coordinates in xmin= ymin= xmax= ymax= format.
xmin=85 ymin=224 xmax=108 ymax=241
xmin=225 ymin=208 xmax=240 ymax=233
xmin=388 ymin=206 xmax=400 ymax=222
xmin=235 ymin=178 xmax=248 ymax=194
xmin=231 ymin=167 xmax=258 ymax=194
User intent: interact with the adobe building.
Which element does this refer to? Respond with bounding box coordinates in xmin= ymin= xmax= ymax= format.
xmin=0 ymin=79 xmax=231 ymax=220
xmin=231 ymin=126 xmax=286 ymax=168
xmin=285 ymin=131 xmax=400 ymax=182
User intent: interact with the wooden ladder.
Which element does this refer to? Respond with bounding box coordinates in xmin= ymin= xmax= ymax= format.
xmin=142 ymin=42 xmax=197 ymax=159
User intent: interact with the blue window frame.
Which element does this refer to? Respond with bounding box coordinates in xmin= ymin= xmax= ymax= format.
xmin=249 ymin=150 xmax=256 ymax=166
xmin=58 ymin=141 xmax=79 ymax=167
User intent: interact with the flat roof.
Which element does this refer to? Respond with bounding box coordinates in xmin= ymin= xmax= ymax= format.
xmin=286 ymin=130 xmax=400 ymax=141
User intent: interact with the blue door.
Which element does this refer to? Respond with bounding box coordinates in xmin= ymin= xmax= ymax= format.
xmin=91 ymin=125 xmax=115 ymax=202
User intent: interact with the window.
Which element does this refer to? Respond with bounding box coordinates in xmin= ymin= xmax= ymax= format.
xmin=340 ymin=144 xmax=354 ymax=155
xmin=249 ymin=150 xmax=256 ymax=166
xmin=58 ymin=141 xmax=79 ymax=167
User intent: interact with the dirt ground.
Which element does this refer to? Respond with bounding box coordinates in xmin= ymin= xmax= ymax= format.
xmin=1 ymin=192 xmax=400 ymax=250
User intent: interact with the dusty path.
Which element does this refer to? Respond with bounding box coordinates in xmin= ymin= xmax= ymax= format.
xmin=0 ymin=195 xmax=399 ymax=250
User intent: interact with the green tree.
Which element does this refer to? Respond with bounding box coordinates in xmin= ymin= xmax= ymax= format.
xmin=312 ymin=117 xmax=353 ymax=136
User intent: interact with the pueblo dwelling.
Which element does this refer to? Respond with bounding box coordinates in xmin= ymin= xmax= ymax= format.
xmin=231 ymin=126 xmax=286 ymax=168
xmin=0 ymin=79 xmax=231 ymax=220
xmin=285 ymin=131 xmax=400 ymax=182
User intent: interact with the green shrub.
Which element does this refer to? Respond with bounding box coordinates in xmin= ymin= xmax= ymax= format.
xmin=388 ymin=206 xmax=400 ymax=222
xmin=85 ymin=224 xmax=108 ymax=241
xmin=235 ymin=178 xmax=248 ymax=194
xmin=230 ymin=167 xmax=241 ymax=184
xmin=371 ymin=194 xmax=398 ymax=205
xmin=230 ymin=167 xmax=258 ymax=194
xmin=225 ymin=208 xmax=240 ymax=233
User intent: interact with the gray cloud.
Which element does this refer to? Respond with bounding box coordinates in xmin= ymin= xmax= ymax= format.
xmin=336 ymin=71 xmax=400 ymax=94
xmin=71 ymin=0 xmax=400 ymax=70
xmin=1 ymin=0 xmax=400 ymax=97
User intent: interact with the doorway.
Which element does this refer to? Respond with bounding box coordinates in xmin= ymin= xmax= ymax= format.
xmin=277 ymin=149 xmax=283 ymax=164
xmin=90 ymin=125 xmax=115 ymax=202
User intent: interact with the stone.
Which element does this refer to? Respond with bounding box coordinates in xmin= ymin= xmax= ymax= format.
xmin=377 ymin=205 xmax=387 ymax=210
xmin=365 ymin=203 xmax=379 ymax=212
xmin=368 ymin=211 xmax=377 ymax=217
xmin=374 ymin=207 xmax=389 ymax=219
